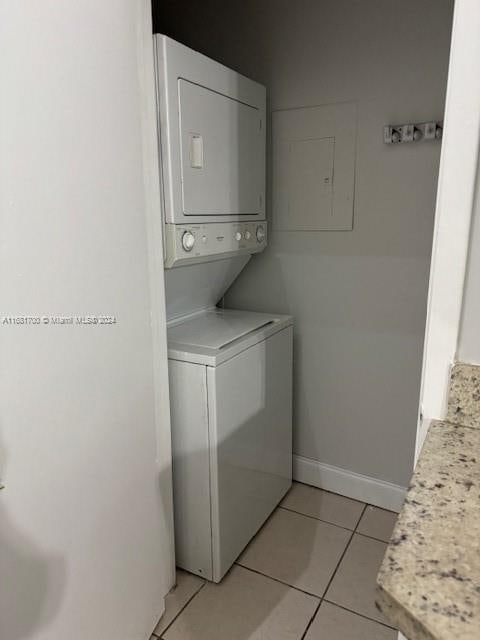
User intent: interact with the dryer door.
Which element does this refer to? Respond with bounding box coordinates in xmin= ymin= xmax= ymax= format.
xmin=179 ymin=79 xmax=264 ymax=217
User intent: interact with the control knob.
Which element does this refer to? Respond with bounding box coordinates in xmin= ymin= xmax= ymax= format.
xmin=256 ymin=225 xmax=266 ymax=243
xmin=181 ymin=231 xmax=195 ymax=252
xmin=235 ymin=231 xmax=242 ymax=241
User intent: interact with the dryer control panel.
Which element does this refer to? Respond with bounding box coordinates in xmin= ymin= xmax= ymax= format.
xmin=164 ymin=222 xmax=267 ymax=268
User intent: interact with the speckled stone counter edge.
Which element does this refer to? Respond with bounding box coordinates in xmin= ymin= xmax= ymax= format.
xmin=376 ymin=420 xmax=480 ymax=640
xmin=376 ymin=584 xmax=437 ymax=640
xmin=446 ymin=362 xmax=480 ymax=430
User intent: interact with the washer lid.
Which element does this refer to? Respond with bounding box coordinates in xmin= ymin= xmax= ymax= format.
xmin=167 ymin=309 xmax=275 ymax=350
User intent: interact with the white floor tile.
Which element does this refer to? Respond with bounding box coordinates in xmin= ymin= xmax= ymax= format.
xmin=356 ymin=505 xmax=398 ymax=542
xmin=325 ymin=533 xmax=389 ymax=624
xmin=239 ymin=507 xmax=351 ymax=596
xmin=154 ymin=570 xmax=205 ymax=636
xmin=304 ymin=601 xmax=396 ymax=639
xmin=281 ymin=482 xmax=365 ymax=529
xmin=162 ymin=564 xmax=319 ymax=640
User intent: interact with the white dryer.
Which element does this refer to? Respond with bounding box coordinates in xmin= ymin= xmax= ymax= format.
xmin=168 ymin=308 xmax=292 ymax=582
xmin=154 ymin=34 xmax=267 ymax=269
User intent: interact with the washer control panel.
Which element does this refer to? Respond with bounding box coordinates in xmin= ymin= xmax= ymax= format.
xmin=165 ymin=222 xmax=267 ymax=268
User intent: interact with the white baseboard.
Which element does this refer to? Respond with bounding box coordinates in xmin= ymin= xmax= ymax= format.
xmin=293 ymin=455 xmax=407 ymax=513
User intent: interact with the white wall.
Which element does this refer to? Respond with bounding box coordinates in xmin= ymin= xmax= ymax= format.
xmin=458 ymin=166 xmax=480 ymax=364
xmin=416 ymin=0 xmax=480 ymax=458
xmin=155 ymin=0 xmax=453 ymax=492
xmin=0 ymin=2 xmax=174 ymax=638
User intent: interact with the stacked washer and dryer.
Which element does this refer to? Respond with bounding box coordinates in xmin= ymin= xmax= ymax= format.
xmin=154 ymin=35 xmax=293 ymax=583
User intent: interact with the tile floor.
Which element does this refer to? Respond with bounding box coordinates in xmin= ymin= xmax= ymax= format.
xmin=152 ymin=482 xmax=399 ymax=640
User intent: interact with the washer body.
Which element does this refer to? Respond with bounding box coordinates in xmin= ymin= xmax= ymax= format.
xmin=168 ymin=308 xmax=293 ymax=582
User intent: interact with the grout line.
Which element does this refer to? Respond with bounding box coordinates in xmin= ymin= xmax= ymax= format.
xmin=318 ymin=504 xmax=397 ymax=632
xmin=291 ymin=480 xmax=398 ymax=515
xmin=232 ymin=559 xmax=397 ymax=640
xmin=352 ymin=501 xmax=365 ymax=530
xmin=322 ymin=599 xmax=398 ymax=631
xmin=278 ymin=505 xmax=394 ymax=544
xmin=300 ymin=597 xmax=323 ymax=640
xmin=299 ymin=503 xmax=368 ymax=639
xmin=321 ymin=503 xmax=367 ymax=598
xmin=155 ymin=580 xmax=207 ymax=638
xmin=354 ymin=530 xmax=392 ymax=545
xmin=235 ymin=562 xmax=322 ymax=600
xmin=278 ymin=505 xmax=358 ymax=532
xmin=239 ymin=501 xmax=390 ymax=639
xmin=291 ymin=480 xmax=367 ymax=507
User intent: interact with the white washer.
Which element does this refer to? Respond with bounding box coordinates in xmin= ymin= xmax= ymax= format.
xmin=168 ymin=308 xmax=293 ymax=582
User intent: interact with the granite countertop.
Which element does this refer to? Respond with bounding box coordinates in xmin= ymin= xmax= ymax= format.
xmin=376 ymin=363 xmax=480 ymax=640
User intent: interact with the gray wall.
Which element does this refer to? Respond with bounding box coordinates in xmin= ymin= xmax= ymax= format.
xmin=458 ymin=161 xmax=480 ymax=365
xmin=154 ymin=0 xmax=453 ymax=487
